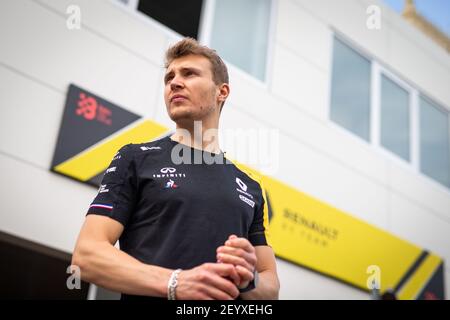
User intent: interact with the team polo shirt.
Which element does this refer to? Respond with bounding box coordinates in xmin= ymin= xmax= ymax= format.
xmin=86 ymin=135 xmax=271 ymax=299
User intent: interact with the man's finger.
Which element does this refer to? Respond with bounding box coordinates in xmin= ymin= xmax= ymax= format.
xmin=217 ymin=253 xmax=253 ymax=271
xmin=235 ymin=265 xmax=254 ymax=282
xmin=217 ymin=246 xmax=256 ymax=266
xmin=204 ymin=273 xmax=240 ymax=299
xmin=225 ymin=237 xmax=254 ymax=253
xmin=210 ymin=263 xmax=241 ymax=286
xmin=203 ymin=286 xmax=234 ymax=300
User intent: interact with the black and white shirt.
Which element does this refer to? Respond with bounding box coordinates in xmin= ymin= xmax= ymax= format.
xmin=87 ymin=135 xmax=271 ymax=299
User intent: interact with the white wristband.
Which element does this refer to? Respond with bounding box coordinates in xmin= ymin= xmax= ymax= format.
xmin=167 ymin=269 xmax=182 ymax=300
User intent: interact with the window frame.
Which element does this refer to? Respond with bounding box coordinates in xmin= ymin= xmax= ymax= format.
xmin=328 ymin=34 xmax=450 ymax=193
xmin=374 ymin=65 xmax=415 ymax=168
xmin=418 ymin=94 xmax=450 ymax=188
xmin=328 ymin=35 xmax=373 ymax=144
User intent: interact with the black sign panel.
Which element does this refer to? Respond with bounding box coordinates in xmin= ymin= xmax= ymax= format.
xmin=51 ymin=84 xmax=141 ymax=168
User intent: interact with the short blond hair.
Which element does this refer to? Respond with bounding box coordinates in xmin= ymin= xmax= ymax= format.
xmin=165 ymin=38 xmax=229 ymax=86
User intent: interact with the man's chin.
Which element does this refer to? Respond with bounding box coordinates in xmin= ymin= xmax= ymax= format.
xmin=169 ymin=110 xmax=196 ymax=123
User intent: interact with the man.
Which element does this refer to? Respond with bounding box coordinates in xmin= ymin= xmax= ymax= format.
xmin=72 ymin=38 xmax=280 ymax=300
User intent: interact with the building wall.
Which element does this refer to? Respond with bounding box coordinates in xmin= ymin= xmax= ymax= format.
xmin=0 ymin=0 xmax=448 ymax=299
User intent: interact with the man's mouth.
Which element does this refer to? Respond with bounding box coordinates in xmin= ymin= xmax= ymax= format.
xmin=171 ymin=94 xmax=187 ymax=103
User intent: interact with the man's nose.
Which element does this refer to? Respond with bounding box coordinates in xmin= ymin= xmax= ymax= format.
xmin=170 ymin=75 xmax=184 ymax=90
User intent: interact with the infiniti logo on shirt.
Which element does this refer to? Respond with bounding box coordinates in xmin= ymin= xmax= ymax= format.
xmin=153 ymin=167 xmax=186 ymax=178
xmin=161 ymin=167 xmax=176 ymax=174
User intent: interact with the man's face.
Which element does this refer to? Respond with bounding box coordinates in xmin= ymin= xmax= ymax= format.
xmin=164 ymin=54 xmax=221 ymax=123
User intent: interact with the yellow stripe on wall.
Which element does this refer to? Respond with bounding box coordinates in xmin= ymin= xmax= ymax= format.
xmin=261 ymin=175 xmax=423 ymax=292
xmin=54 ymin=120 xmax=169 ymax=181
xmin=397 ymin=254 xmax=442 ymax=300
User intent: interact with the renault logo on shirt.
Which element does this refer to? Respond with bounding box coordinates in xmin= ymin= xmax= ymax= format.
xmin=236 ymin=177 xmax=248 ymax=191
xmin=236 ymin=177 xmax=254 ymax=199
xmin=153 ymin=167 xmax=186 ymax=178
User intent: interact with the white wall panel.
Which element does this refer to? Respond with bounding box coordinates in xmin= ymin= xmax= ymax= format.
xmin=0 ymin=152 xmax=96 ymax=253
xmin=388 ymin=161 xmax=450 ymax=222
xmin=37 ymin=0 xmax=167 ymax=66
xmin=277 ymin=258 xmax=368 ymax=299
xmin=0 ymin=0 xmax=161 ymax=117
xmin=276 ymin=0 xmax=331 ymax=71
xmin=271 ymin=44 xmax=328 ymax=120
xmin=0 ymin=65 xmax=64 ymax=169
xmin=390 ymin=193 xmax=450 ymax=264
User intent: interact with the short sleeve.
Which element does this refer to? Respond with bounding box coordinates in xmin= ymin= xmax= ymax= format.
xmin=86 ymin=144 xmax=137 ymax=226
xmin=248 ymin=185 xmax=271 ymax=247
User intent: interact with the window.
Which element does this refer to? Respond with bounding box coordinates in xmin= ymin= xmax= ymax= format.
xmin=209 ymin=0 xmax=272 ymax=81
xmin=119 ymin=0 xmax=273 ymax=82
xmin=330 ymin=38 xmax=371 ymax=141
xmin=380 ymin=75 xmax=410 ymax=161
xmin=420 ymin=97 xmax=450 ymax=187
xmin=137 ymin=0 xmax=204 ymax=39
xmin=330 ymin=36 xmax=450 ymax=190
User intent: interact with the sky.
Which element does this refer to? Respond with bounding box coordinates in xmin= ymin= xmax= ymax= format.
xmin=382 ymin=0 xmax=450 ymax=36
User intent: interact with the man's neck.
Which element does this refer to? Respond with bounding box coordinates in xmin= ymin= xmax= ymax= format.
xmin=170 ymin=120 xmax=221 ymax=154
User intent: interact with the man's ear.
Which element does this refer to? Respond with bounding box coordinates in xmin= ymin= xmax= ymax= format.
xmin=217 ymin=83 xmax=230 ymax=104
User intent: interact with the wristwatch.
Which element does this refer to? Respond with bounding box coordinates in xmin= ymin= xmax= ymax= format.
xmin=239 ymin=269 xmax=259 ymax=293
